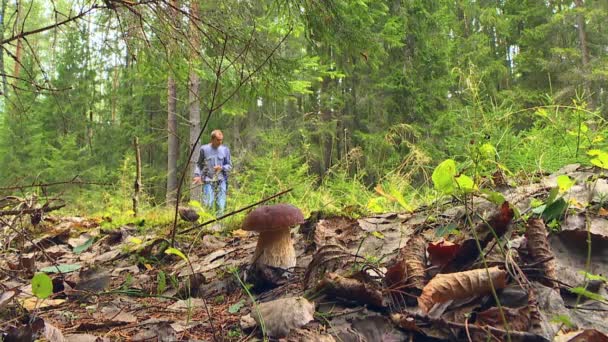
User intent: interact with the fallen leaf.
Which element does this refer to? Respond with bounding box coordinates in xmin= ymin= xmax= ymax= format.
xmin=0 ymin=290 xmax=16 ymax=309
xmin=427 ymin=239 xmax=460 ymax=267
xmin=554 ymin=329 xmax=608 ymax=342
xmin=252 ymin=296 xmax=315 ymax=338
xmin=475 ymin=306 xmax=531 ymax=332
xmin=599 ymin=207 xmax=608 ymax=216
xmin=418 ymin=266 xmax=508 ymax=313
xmin=40 ymin=264 xmax=82 ymax=274
xmin=19 ymin=297 xmax=66 ymax=311
xmin=318 ymin=272 xmax=384 ymax=308
xmin=526 ymin=218 xmax=558 ymax=288
xmin=43 ymin=321 xmax=66 ymax=342
xmin=402 ymin=236 xmax=427 ymax=291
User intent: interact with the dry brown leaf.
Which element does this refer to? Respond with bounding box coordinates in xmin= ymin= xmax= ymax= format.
xmin=526 ymin=218 xmax=558 ymax=288
xmin=599 ymin=208 xmax=608 ymax=216
xmin=402 ymin=235 xmax=427 ymax=292
xmin=475 ymin=306 xmax=531 ymax=332
xmin=418 ymin=266 xmax=508 ymax=313
xmin=427 ymin=239 xmax=460 ymax=267
xmin=318 ymin=272 xmax=384 ymax=308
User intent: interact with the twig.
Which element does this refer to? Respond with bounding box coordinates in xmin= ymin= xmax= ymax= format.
xmin=0 ymin=203 xmax=65 ymax=216
xmin=0 ymin=178 xmax=112 ymax=191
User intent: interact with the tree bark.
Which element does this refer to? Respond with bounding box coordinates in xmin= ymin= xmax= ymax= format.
xmin=166 ymin=0 xmax=179 ymax=206
xmin=133 ymin=137 xmax=142 ymax=217
xmin=0 ymin=0 xmax=8 ymax=95
xmin=574 ymin=0 xmax=595 ymax=110
xmin=13 ymin=0 xmax=22 ymax=80
xmin=188 ymin=0 xmax=202 ymax=202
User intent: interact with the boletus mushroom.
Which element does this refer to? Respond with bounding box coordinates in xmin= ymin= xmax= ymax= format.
xmin=242 ymin=204 xmax=304 ymax=278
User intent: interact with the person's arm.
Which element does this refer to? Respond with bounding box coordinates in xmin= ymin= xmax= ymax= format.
xmin=222 ymin=147 xmax=232 ymax=174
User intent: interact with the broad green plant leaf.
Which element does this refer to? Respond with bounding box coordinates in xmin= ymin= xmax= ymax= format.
xmin=165 ymin=247 xmax=189 ymax=262
xmin=40 ymin=264 xmax=81 ymax=274
xmin=588 ymin=150 xmax=608 ymax=169
xmin=546 ymin=187 xmax=560 ymax=206
xmin=31 ymin=273 xmax=53 ymax=299
xmin=481 ymin=190 xmax=505 ymax=205
xmin=556 ymin=175 xmax=575 ymax=193
xmin=73 ymin=237 xmax=94 ymax=254
xmin=432 ymin=159 xmax=457 ymax=194
xmin=455 ymin=174 xmax=477 ymax=193
xmin=542 ymin=198 xmax=568 ymax=222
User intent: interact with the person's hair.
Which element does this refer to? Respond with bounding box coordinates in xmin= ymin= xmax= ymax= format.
xmin=211 ymin=130 xmax=223 ymax=140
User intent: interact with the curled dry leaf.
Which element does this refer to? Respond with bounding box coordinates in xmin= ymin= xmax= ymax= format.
xmin=318 ymin=272 xmax=384 ymax=308
xmin=402 ymin=236 xmax=428 ymax=293
xmin=526 ymin=218 xmax=558 ymax=288
xmin=418 ymin=266 xmax=508 ymax=313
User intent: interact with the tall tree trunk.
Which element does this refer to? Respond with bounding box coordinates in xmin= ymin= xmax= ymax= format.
xmin=574 ymin=0 xmax=595 ymax=110
xmin=188 ymin=0 xmax=202 ymax=202
xmin=166 ymin=0 xmax=179 ymax=205
xmin=0 ymin=0 xmax=8 ymax=95
xmin=13 ymin=0 xmax=22 ymax=80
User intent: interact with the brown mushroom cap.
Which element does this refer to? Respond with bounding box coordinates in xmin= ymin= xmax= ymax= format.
xmin=242 ymin=204 xmax=305 ymax=232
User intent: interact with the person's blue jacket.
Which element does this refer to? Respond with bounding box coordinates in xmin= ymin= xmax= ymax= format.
xmin=194 ymin=143 xmax=232 ymax=182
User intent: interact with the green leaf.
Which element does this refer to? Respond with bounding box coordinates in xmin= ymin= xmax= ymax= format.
xmin=371 ymin=231 xmax=385 ymax=239
xmin=432 ymin=159 xmax=457 ymax=194
xmin=479 ymin=143 xmax=496 ymax=159
xmin=546 ymin=187 xmax=559 ymax=206
xmin=530 ymin=198 xmax=543 ymax=208
xmin=542 ymin=198 xmax=568 ymax=222
xmin=31 ymin=273 xmax=53 ymax=299
xmin=550 ymin=315 xmax=575 ymax=329
xmin=556 ymin=175 xmax=575 ymax=193
xmin=569 ymin=287 xmax=608 ymax=303
xmin=532 ymin=204 xmax=547 ymax=214
xmin=482 ymin=190 xmax=505 ymax=205
xmin=73 ymin=237 xmax=94 ymax=254
xmin=228 ymin=300 xmax=245 ymax=314
xmin=40 ymin=264 xmax=81 ymax=274
xmin=455 ymin=174 xmax=477 ymax=193
xmin=578 ymin=271 xmax=608 ymax=282
xmin=366 ymin=197 xmax=386 ymax=213
xmin=435 ymin=223 xmax=459 ymax=238
xmin=165 ymin=247 xmax=189 ymax=262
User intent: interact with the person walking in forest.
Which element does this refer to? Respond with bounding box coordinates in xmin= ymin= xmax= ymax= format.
xmin=193 ymin=130 xmax=232 ymax=216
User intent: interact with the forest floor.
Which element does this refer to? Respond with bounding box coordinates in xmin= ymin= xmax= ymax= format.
xmin=2 ymin=164 xmax=608 ymax=341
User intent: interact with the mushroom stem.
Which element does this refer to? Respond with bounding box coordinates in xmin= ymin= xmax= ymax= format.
xmin=252 ymin=228 xmax=296 ymax=269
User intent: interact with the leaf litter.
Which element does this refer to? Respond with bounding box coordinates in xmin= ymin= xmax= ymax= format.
xmin=1 ymin=164 xmax=608 ymax=340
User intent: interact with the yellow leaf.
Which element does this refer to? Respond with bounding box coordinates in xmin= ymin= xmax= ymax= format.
xmin=231 ymin=229 xmax=249 ymax=238
xmin=19 ymin=298 xmax=65 ymax=311
xmin=127 ymin=237 xmax=143 ymax=245
xmin=599 ymin=208 xmax=608 ymax=216
xmin=144 ymin=263 xmax=153 ymax=271
xmin=371 ymin=231 xmax=385 ymax=239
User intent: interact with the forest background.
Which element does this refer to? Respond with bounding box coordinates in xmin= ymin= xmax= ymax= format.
xmin=1 ymin=0 xmax=607 ymax=226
